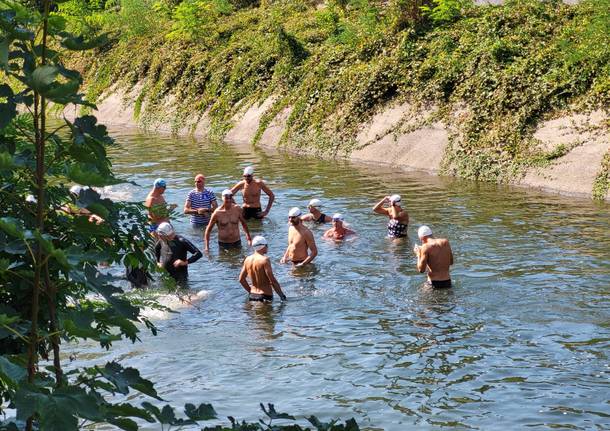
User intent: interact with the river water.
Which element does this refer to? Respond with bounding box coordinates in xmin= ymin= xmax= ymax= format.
xmin=74 ymin=128 xmax=610 ymax=430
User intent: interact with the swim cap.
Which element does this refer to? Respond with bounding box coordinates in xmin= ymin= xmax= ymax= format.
xmin=157 ymin=222 xmax=174 ymax=236
xmin=221 ymin=189 xmax=233 ymax=197
xmin=243 ymin=166 xmax=254 ymax=176
xmin=154 ymin=178 xmax=167 ymax=188
xmin=25 ymin=194 xmax=37 ymax=204
xmin=252 ymin=235 xmax=268 ymax=251
xmin=332 ymin=213 xmax=344 ymax=221
xmin=288 ymin=207 xmax=302 ymax=217
xmin=308 ymin=198 xmax=322 ymax=208
xmin=389 ymin=194 xmax=401 ymax=204
xmin=70 ymin=185 xmax=83 ymax=196
xmin=418 ymin=225 xmax=433 ymax=239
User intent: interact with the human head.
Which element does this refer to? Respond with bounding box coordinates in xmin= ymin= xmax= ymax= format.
xmin=221 ymin=189 xmax=233 ymax=203
xmin=418 ymin=225 xmax=433 ymax=241
xmin=153 ymin=178 xmax=167 ymax=193
xmin=252 ymin=235 xmax=268 ymax=253
xmin=288 ymin=207 xmax=302 ymax=225
xmin=157 ymin=222 xmax=175 ymax=239
xmin=389 ymin=194 xmax=401 ymax=206
xmin=332 ymin=213 xmax=344 ymax=227
xmin=308 ymin=198 xmax=322 ymax=212
xmin=195 ymin=174 xmax=205 ymax=190
xmin=69 ymin=185 xmax=83 ymax=197
xmin=243 ymin=166 xmax=254 ymax=184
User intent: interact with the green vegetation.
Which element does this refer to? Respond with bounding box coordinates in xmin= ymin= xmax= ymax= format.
xmin=0 ymin=1 xmax=360 ymax=429
xmin=65 ymin=0 xmax=609 ymax=184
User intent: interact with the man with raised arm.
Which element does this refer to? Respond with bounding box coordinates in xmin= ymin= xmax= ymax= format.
xmin=184 ymin=173 xmax=217 ymax=231
xmin=280 ymin=207 xmax=317 ymax=267
xmin=239 ymin=236 xmax=287 ymax=303
xmin=230 ymin=166 xmax=275 ymax=220
xmin=155 ymin=222 xmax=202 ymax=284
xmin=413 ymin=225 xmax=454 ymax=289
xmin=205 ymin=189 xmax=252 ymax=252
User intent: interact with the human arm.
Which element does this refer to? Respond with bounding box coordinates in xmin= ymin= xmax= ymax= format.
xmin=204 ymin=212 xmax=217 ymax=252
xmin=264 ymin=258 xmax=286 ymax=300
xmin=373 ymin=196 xmax=390 ymax=215
xmin=301 ymin=214 xmax=314 ymax=222
xmin=155 ymin=241 xmax=162 ymax=267
xmin=416 ymin=245 xmax=428 ymax=273
xmin=260 ymin=181 xmax=274 ymax=217
xmin=238 ymin=261 xmax=251 ymax=293
xmin=448 ymin=241 xmax=454 ymax=266
xmin=230 ymin=181 xmax=244 ymax=195
xmin=185 ymin=237 xmax=203 ymax=265
xmin=239 ymin=212 xmax=252 ymax=246
xmin=296 ymin=230 xmax=317 ymax=266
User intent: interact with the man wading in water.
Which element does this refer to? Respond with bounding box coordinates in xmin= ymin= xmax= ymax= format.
xmin=413 ymin=225 xmax=454 ymax=289
xmin=155 ymin=222 xmax=202 ymax=284
xmin=239 ymin=236 xmax=287 ymax=302
xmin=144 ymin=178 xmax=177 ymax=236
xmin=280 ymin=207 xmax=317 ymax=267
xmin=184 ymin=173 xmax=217 ymax=231
xmin=205 ymin=189 xmax=252 ymax=251
xmin=231 ymin=166 xmax=275 ymax=220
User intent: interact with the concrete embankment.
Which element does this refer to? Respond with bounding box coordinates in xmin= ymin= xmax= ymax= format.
xmin=64 ymin=86 xmax=609 ymax=201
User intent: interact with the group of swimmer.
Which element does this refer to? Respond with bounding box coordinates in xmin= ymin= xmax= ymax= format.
xmin=143 ymin=166 xmax=454 ymax=302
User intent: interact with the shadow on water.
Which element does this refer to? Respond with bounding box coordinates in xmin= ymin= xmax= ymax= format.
xmin=74 ymin=127 xmax=610 ymax=430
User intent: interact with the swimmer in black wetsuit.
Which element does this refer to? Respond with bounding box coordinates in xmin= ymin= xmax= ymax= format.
xmin=373 ymin=194 xmax=409 ymax=239
xmin=300 ymin=198 xmax=332 ymax=224
xmin=155 ymin=222 xmax=202 ymax=283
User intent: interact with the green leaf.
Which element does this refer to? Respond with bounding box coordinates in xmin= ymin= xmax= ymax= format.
xmin=0 ymin=217 xmax=24 ymax=239
xmin=105 ymin=403 xmax=155 ymax=423
xmin=185 ymin=403 xmax=217 ymax=421
xmin=100 ymin=362 xmax=162 ymax=400
xmin=39 ymin=401 xmax=79 ymax=431
xmin=107 ymin=417 xmax=138 ymax=431
xmin=0 ymin=37 xmax=8 ymax=70
xmin=261 ymin=403 xmax=295 ymax=421
xmin=0 ymin=356 xmax=27 ymax=387
xmin=0 ymin=151 xmax=14 ymax=169
xmin=52 ymin=386 xmax=103 ymax=422
xmin=30 ymin=65 xmax=59 ymax=93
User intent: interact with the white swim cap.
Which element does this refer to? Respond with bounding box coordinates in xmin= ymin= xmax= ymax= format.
xmin=332 ymin=213 xmax=344 ymax=221
xmin=418 ymin=225 xmax=433 ymax=239
xmin=288 ymin=207 xmax=302 ymax=217
xmin=157 ymin=222 xmax=174 ymax=236
xmin=389 ymin=194 xmax=401 ymax=204
xmin=308 ymin=198 xmax=322 ymax=208
xmin=243 ymin=166 xmax=254 ymax=176
xmin=252 ymin=235 xmax=268 ymax=251
xmin=70 ymin=185 xmax=83 ymax=196
xmin=25 ymin=194 xmax=37 ymax=204
xmin=221 ymin=189 xmax=233 ymax=197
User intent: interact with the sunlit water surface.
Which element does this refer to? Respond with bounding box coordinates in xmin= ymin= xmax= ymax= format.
xmin=72 ymin=128 xmax=610 ymax=430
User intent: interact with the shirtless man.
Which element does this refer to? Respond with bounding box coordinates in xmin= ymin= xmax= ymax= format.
xmin=301 ymin=198 xmax=332 ymax=224
xmin=413 ymin=225 xmax=454 ymax=289
xmin=204 ymin=189 xmax=252 ymax=251
xmin=239 ymin=236 xmax=287 ymax=302
xmin=230 ymin=166 xmax=275 ymax=220
xmin=144 ymin=178 xmax=177 ymax=234
xmin=280 ymin=207 xmax=317 ymax=266
xmin=322 ymin=213 xmax=355 ymax=241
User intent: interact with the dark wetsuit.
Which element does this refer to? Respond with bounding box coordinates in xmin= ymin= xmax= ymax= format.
xmin=218 ymin=239 xmax=242 ymax=249
xmin=387 ymin=219 xmax=408 ymax=238
xmin=426 ymin=279 xmax=452 ymax=289
xmin=243 ymin=207 xmax=262 ymax=220
xmin=315 ymin=213 xmax=327 ymax=224
xmin=249 ymin=293 xmax=273 ymax=302
xmin=155 ymin=235 xmax=202 ymax=282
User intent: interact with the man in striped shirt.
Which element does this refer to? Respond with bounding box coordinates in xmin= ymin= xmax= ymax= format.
xmin=183 ymin=174 xmax=218 ymax=230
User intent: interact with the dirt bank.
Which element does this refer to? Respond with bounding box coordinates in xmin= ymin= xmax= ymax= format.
xmin=68 ymin=86 xmax=609 ymax=201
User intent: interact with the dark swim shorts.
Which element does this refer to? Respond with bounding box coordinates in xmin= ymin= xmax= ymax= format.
xmin=427 ymin=279 xmax=452 ymax=289
xmin=218 ymin=240 xmax=242 ymax=249
xmin=249 ymin=293 xmax=273 ymax=302
xmin=243 ymin=207 xmax=262 ymax=219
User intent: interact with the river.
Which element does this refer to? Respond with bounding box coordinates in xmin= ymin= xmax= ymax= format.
xmin=73 ymin=127 xmax=610 ymax=430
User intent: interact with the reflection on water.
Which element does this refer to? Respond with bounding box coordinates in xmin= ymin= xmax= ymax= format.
xmin=72 ymin=128 xmax=610 ymax=430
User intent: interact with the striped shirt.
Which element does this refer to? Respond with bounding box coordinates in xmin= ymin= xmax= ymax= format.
xmin=186 ymin=188 xmax=217 ymax=225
